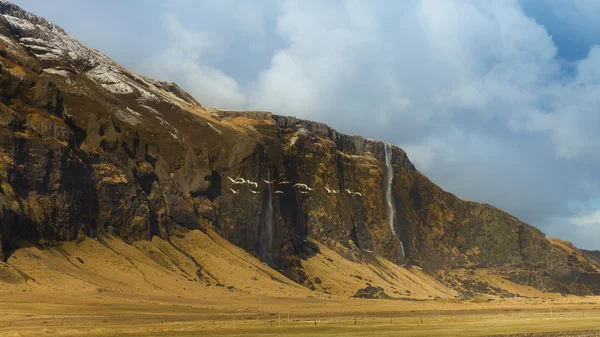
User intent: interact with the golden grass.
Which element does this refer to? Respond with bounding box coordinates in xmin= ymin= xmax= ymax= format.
xmin=2 ymin=230 xmax=600 ymax=336
xmin=1 ymin=294 xmax=600 ymax=336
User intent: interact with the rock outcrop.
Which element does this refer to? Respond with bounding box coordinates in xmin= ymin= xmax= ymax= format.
xmin=0 ymin=1 xmax=598 ymax=295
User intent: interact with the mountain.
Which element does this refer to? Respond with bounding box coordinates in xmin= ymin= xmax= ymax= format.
xmin=0 ymin=1 xmax=599 ymax=297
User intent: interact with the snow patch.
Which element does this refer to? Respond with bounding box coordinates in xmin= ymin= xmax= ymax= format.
xmin=140 ymin=104 xmax=161 ymax=116
xmin=19 ymin=37 xmax=50 ymax=46
xmin=125 ymin=107 xmax=142 ymax=117
xmin=207 ymin=122 xmax=222 ymax=135
xmin=37 ymin=53 xmax=61 ymax=61
xmin=139 ymin=104 xmax=180 ymax=140
xmin=113 ymin=109 xmax=141 ymax=126
xmin=2 ymin=14 xmax=36 ymax=31
xmin=137 ymin=87 xmax=158 ymax=101
xmin=104 ymin=81 xmax=134 ymax=95
xmin=21 ymin=43 xmax=53 ymax=52
xmin=87 ymin=65 xmax=134 ymax=94
xmin=43 ymin=68 xmax=70 ymax=77
xmin=0 ymin=34 xmax=13 ymax=44
xmin=1 ymin=8 xmax=193 ymax=110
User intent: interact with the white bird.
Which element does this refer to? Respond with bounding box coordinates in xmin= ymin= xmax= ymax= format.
xmin=345 ymin=189 xmax=352 ymax=194
xmin=300 ymin=191 xmax=309 ymax=194
xmin=293 ymin=183 xmax=307 ymax=189
xmin=250 ymin=190 xmax=260 ymax=194
xmin=227 ymin=176 xmax=235 ymax=183
xmin=230 ymin=188 xmax=239 ymax=194
xmin=305 ymin=186 xmax=314 ymax=191
xmin=274 ymin=190 xmax=285 ymax=195
xmin=262 ymin=179 xmax=275 ymax=184
xmin=324 ymin=187 xmax=332 ymax=194
xmin=247 ymin=180 xmax=258 ymax=188
xmin=353 ymin=192 xmax=363 ymax=197
xmin=278 ymin=181 xmax=291 ymax=185
xmin=332 ymin=190 xmax=340 ymax=194
xmin=233 ymin=178 xmax=245 ymax=184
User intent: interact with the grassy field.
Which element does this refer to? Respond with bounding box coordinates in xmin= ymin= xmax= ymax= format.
xmin=2 ymin=231 xmax=600 ymax=336
xmin=1 ymin=291 xmax=600 ymax=336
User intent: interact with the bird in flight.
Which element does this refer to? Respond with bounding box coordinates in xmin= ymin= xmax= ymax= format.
xmin=232 ymin=178 xmax=246 ymax=185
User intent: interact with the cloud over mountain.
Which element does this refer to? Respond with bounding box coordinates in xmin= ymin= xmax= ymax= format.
xmin=13 ymin=0 xmax=600 ymax=248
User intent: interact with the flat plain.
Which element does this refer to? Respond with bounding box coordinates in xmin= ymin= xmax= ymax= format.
xmin=1 ymin=231 xmax=599 ymax=337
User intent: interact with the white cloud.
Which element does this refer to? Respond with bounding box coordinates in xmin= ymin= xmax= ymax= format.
xmin=138 ymin=14 xmax=245 ymax=109
xmin=113 ymin=0 xmax=600 ymax=247
xmin=570 ymin=210 xmax=600 ymax=226
xmin=244 ymin=1 xmax=563 ymax=140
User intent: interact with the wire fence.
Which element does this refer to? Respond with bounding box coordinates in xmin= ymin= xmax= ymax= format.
xmin=1 ymin=308 xmax=599 ymax=329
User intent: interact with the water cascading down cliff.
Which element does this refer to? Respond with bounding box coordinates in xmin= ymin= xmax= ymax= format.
xmin=3 ymin=0 xmax=600 ymax=295
xmin=384 ymin=143 xmax=405 ymax=258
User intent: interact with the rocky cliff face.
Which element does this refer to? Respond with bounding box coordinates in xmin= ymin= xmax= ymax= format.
xmin=0 ymin=1 xmax=598 ymax=294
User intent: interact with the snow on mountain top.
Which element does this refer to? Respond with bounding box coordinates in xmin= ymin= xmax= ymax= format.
xmin=0 ymin=2 xmax=198 ymax=111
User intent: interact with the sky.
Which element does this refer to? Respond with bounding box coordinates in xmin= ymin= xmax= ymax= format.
xmin=12 ymin=0 xmax=600 ymax=249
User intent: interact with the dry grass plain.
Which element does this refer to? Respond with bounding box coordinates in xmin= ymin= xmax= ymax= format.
xmin=1 ymin=230 xmax=600 ymax=336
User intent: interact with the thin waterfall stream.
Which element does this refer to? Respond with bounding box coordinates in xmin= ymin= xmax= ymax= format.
xmin=385 ymin=143 xmax=405 ymax=258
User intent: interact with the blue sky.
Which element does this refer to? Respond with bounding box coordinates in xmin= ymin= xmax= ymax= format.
xmin=12 ymin=0 xmax=600 ymax=249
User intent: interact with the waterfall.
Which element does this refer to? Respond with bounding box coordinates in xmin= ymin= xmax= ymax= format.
xmin=265 ymin=166 xmax=274 ymax=251
xmin=384 ymin=143 xmax=396 ymax=235
xmin=399 ymin=241 xmax=405 ymax=259
xmin=384 ymin=143 xmax=405 ymax=258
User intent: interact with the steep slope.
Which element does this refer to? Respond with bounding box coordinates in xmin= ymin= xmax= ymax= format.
xmin=0 ymin=230 xmax=457 ymax=301
xmin=582 ymin=249 xmax=600 ymax=267
xmin=0 ymin=1 xmax=598 ymax=296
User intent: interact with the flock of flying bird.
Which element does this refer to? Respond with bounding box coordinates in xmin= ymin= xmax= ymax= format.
xmin=226 ymin=176 xmax=363 ymax=197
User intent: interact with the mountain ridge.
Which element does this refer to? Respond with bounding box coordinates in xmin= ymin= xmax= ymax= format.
xmin=1 ymin=0 xmax=599 ymax=297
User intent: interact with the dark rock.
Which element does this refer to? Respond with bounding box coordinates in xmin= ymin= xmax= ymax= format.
xmin=0 ymin=1 xmax=597 ymax=297
xmin=354 ymin=285 xmax=392 ymax=299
